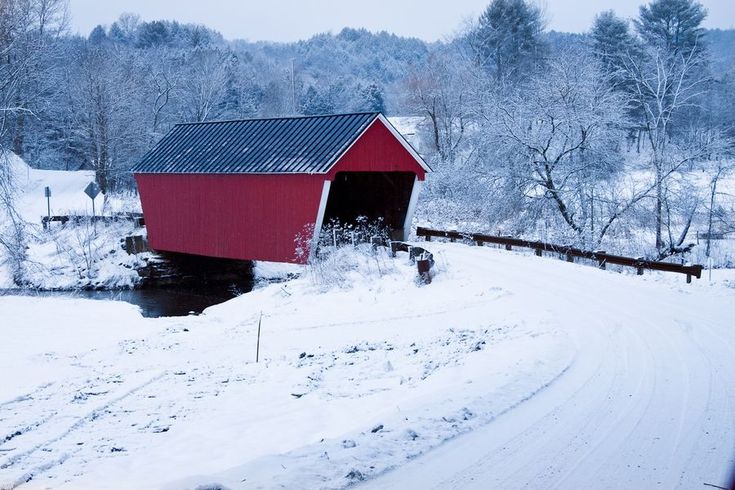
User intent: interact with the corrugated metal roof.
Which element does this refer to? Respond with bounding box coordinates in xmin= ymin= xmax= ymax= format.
xmin=132 ymin=112 xmax=381 ymax=174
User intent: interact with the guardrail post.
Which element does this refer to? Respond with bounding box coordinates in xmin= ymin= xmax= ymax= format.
xmin=686 ymin=274 xmax=692 ymax=284
xmin=535 ymin=248 xmax=542 ymax=257
xmin=635 ymin=258 xmax=644 ymax=275
xmin=390 ymin=241 xmax=400 ymax=257
xmin=417 ymin=257 xmax=431 ymax=284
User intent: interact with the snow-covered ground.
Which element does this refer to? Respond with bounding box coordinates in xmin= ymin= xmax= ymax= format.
xmin=0 ymin=154 xmax=147 ymax=289
xmin=5 ymin=153 xmax=101 ymax=222
xmin=1 ymin=242 xmax=733 ymax=489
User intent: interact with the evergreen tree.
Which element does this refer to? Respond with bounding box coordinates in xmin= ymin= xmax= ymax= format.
xmin=88 ymin=25 xmax=107 ymax=45
xmin=634 ymin=0 xmax=706 ymax=56
xmin=592 ymin=11 xmax=638 ymax=79
xmin=471 ymin=0 xmax=546 ymax=82
xmin=300 ymin=86 xmax=334 ymax=115
xmin=136 ymin=21 xmax=169 ymax=48
xmin=355 ymin=83 xmax=385 ymax=113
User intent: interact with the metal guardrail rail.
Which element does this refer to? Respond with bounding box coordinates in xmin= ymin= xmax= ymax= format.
xmin=416 ymin=227 xmax=703 ymax=283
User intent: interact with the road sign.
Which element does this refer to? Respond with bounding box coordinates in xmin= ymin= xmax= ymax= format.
xmin=44 ymin=186 xmax=51 ymax=198
xmin=84 ymin=182 xmax=101 ymax=200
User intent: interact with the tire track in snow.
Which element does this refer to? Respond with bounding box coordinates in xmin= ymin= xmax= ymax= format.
xmin=0 ymin=383 xmax=55 ymax=410
xmin=0 ymin=371 xmax=166 ymax=489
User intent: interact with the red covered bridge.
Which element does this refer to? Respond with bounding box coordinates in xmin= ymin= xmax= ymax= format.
xmin=132 ymin=112 xmax=429 ymax=263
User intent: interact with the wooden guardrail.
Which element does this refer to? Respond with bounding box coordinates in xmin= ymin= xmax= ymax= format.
xmin=416 ymin=227 xmax=703 ymax=283
xmin=42 ymin=213 xmax=144 ymax=230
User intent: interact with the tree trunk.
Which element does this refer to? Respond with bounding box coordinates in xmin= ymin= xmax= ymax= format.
xmin=655 ymin=163 xmax=664 ymax=252
xmin=706 ymin=170 xmax=720 ymax=258
xmin=12 ymin=114 xmax=24 ymax=157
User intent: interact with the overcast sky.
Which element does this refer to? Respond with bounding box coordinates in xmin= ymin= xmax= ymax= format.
xmin=68 ymin=0 xmax=735 ymax=42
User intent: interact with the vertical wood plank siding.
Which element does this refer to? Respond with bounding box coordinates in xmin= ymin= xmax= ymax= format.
xmin=136 ymin=174 xmax=324 ymax=263
xmin=327 ymin=120 xmax=426 ymax=180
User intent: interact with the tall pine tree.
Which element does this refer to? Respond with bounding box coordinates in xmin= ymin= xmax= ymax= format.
xmin=634 ymin=0 xmax=706 ymax=56
xmin=471 ymin=0 xmax=546 ymax=83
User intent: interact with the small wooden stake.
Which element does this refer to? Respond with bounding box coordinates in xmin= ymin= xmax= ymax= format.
xmin=256 ymin=312 xmax=262 ymax=363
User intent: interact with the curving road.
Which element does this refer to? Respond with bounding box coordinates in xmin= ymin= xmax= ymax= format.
xmin=363 ymin=243 xmax=735 ymax=490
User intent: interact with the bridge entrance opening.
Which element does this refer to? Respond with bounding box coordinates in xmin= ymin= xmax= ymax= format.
xmin=322 ymin=171 xmax=416 ymax=240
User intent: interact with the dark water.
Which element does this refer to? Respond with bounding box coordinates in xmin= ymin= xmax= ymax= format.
xmin=0 ymin=287 xmax=243 ymax=318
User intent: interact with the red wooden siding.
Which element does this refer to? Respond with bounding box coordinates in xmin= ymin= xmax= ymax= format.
xmin=328 ymin=120 xmax=427 ymax=180
xmin=136 ymin=173 xmax=325 ymax=263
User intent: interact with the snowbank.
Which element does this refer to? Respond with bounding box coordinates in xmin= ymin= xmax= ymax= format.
xmin=252 ymin=260 xmax=303 ymax=284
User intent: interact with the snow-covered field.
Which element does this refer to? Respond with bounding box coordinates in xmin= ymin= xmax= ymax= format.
xmin=1 ymin=242 xmax=734 ymax=489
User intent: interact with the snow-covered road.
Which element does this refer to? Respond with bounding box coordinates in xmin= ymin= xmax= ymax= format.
xmin=1 ymin=243 xmax=734 ymax=489
xmin=365 ymin=244 xmax=735 ymax=490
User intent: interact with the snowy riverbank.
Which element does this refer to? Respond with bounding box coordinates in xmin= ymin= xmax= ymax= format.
xmin=2 ymin=242 xmax=734 ymax=489
xmin=0 ymin=153 xmax=148 ymax=290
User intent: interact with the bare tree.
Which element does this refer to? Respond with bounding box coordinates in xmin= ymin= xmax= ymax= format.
xmin=177 ymin=48 xmax=234 ymax=122
xmin=484 ymin=51 xmax=628 ymax=246
xmin=405 ymin=48 xmax=471 ymax=166
xmin=623 ymin=43 xmax=709 ymax=252
xmin=0 ymin=0 xmax=67 ymax=283
xmin=704 ymin=144 xmax=735 ymax=257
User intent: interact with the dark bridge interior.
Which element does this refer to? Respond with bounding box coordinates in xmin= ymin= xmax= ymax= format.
xmin=323 ymin=171 xmax=415 ymax=238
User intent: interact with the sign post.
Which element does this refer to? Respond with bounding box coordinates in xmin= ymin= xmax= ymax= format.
xmin=84 ymin=181 xmax=101 ymax=232
xmin=44 ymin=186 xmax=51 ymax=230
xmin=84 ymin=181 xmax=101 ymax=216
